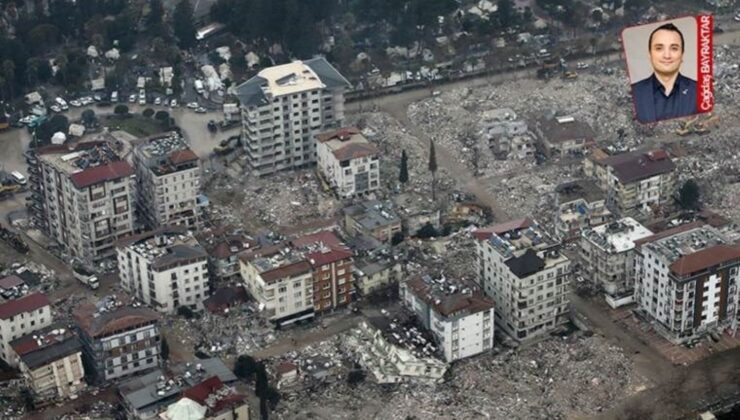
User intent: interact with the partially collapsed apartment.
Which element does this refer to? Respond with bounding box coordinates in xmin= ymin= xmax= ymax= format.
xmin=554 ymin=179 xmax=612 ymax=242
xmin=316 ymin=127 xmax=380 ymax=198
xmin=474 ymin=218 xmax=571 ymax=341
xmin=633 ymin=223 xmax=740 ymax=343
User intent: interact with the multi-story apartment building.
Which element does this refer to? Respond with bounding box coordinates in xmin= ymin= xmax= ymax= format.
xmin=355 ymin=259 xmax=403 ymax=296
xmin=584 ymin=148 xmax=677 ymax=218
xmin=291 ymin=231 xmax=354 ymax=313
xmin=117 ymin=226 xmax=210 ymax=314
xmin=554 ymin=179 xmax=612 ymax=242
xmin=10 ymin=323 xmax=85 ymax=399
xmin=0 ymin=293 xmax=52 ymax=366
xmin=401 ymin=274 xmax=494 ymax=362
xmin=579 ymin=218 xmax=653 ymax=307
xmin=343 ymin=200 xmax=402 ymax=243
xmin=474 ymin=218 xmax=571 ymax=341
xmin=200 ymin=230 xmax=256 ymax=282
xmin=633 ymin=223 xmax=740 ymax=343
xmin=74 ymin=304 xmax=160 ymax=384
xmin=27 ymin=141 xmax=136 ymax=264
xmin=235 ymin=57 xmax=351 ymax=176
xmin=133 ymin=132 xmax=201 ymax=229
xmin=316 ymin=127 xmax=380 ymax=198
xmin=239 ymin=245 xmax=314 ymax=326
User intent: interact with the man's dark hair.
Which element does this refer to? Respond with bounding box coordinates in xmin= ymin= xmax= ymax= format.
xmin=648 ymin=23 xmax=685 ymax=53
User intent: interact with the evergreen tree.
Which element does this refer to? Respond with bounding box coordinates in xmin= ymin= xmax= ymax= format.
xmin=399 ymin=150 xmax=409 ymax=184
xmin=148 ymin=0 xmax=164 ymax=30
xmin=161 ymin=337 xmax=170 ymax=360
xmin=428 ymin=140 xmax=438 ymax=200
xmin=173 ymin=0 xmax=196 ymax=49
xmin=679 ymin=179 xmax=700 ymax=210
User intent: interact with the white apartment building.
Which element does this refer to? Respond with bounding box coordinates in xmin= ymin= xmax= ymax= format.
xmin=235 ymin=57 xmax=351 ymax=176
xmin=239 ymin=245 xmax=314 ymax=326
xmin=117 ymin=226 xmax=209 ymax=314
xmin=474 ymin=218 xmax=571 ymax=341
xmin=74 ymin=304 xmax=161 ymax=384
xmin=0 ymin=293 xmax=52 ymax=367
xmin=634 ymin=223 xmax=740 ymax=343
xmin=554 ymin=179 xmax=612 ymax=242
xmin=10 ymin=323 xmax=85 ymax=399
xmin=316 ymin=127 xmax=380 ymax=198
xmin=133 ymin=132 xmax=201 ymax=229
xmin=580 ymin=218 xmax=653 ymax=307
xmin=401 ymin=274 xmax=494 ymax=362
xmin=28 ymin=141 xmax=136 ymax=265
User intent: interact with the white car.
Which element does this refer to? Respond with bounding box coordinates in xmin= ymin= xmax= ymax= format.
xmin=138 ymin=96 xmax=146 ymax=105
xmin=154 ymin=97 xmax=162 ymax=105
xmin=69 ymin=100 xmax=81 ymax=107
xmin=195 ymin=107 xmax=207 ymax=113
xmin=129 ymin=94 xmax=136 ymax=103
xmin=50 ymin=105 xmax=61 ymax=113
xmin=735 ymin=13 xmax=740 ymax=22
xmin=576 ymin=62 xmax=589 ymax=69
xmin=187 ymin=102 xmax=199 ymax=109
xmin=81 ymin=96 xmax=93 ymax=105
xmin=170 ymin=99 xmax=178 ymax=107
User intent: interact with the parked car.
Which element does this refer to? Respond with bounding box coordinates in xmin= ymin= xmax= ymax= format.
xmin=50 ymin=105 xmax=61 ymax=113
xmin=187 ymin=102 xmax=199 ymax=109
xmin=94 ymin=93 xmax=103 ymax=102
xmin=69 ymin=100 xmax=82 ymax=107
xmin=576 ymin=62 xmax=589 ymax=70
xmin=128 ymin=94 xmax=136 ymax=103
xmin=170 ymin=99 xmax=178 ymax=107
xmin=195 ymin=107 xmax=207 ymax=113
xmin=154 ymin=97 xmax=162 ymax=105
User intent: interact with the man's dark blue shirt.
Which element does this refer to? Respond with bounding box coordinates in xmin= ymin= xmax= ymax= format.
xmin=631 ymin=73 xmax=697 ymax=123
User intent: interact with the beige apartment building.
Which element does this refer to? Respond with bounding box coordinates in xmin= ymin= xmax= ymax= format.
xmin=235 ymin=58 xmax=351 ymax=176
xmin=316 ymin=127 xmax=380 ymax=198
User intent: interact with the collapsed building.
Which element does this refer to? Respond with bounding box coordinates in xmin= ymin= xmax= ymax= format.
xmin=400 ymin=274 xmax=494 ymax=362
xmin=73 ymin=304 xmax=161 ymax=384
xmin=9 ymin=323 xmax=85 ymax=400
xmin=117 ymin=226 xmax=210 ymax=314
xmin=235 ymin=58 xmax=351 ymax=176
xmin=316 ymin=127 xmax=380 ymax=198
xmin=584 ymin=148 xmax=677 ymax=219
xmin=343 ymin=200 xmax=402 ymax=244
xmin=27 ymin=141 xmax=135 ymax=265
xmin=199 ymin=229 xmax=256 ymax=282
xmin=133 ymin=132 xmax=202 ymax=230
xmin=633 ymin=223 xmax=740 ymax=344
xmin=474 ymin=218 xmax=570 ymax=342
xmin=579 ymin=218 xmax=653 ymax=307
xmin=479 ymin=108 xmax=534 ymax=160
xmin=553 ymin=179 xmax=612 ymax=242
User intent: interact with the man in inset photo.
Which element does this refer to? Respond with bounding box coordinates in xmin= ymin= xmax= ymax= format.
xmin=631 ymin=23 xmax=697 ymax=123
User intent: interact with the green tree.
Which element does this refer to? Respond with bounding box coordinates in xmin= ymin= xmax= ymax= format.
xmin=20 ymin=387 xmax=35 ymax=411
xmin=428 ymin=140 xmax=438 ymax=200
xmin=399 ymin=149 xmax=409 ymax=184
xmin=81 ymin=109 xmax=97 ymax=126
xmin=496 ymin=0 xmax=516 ymax=28
xmin=679 ymin=179 xmax=700 ymax=210
xmin=142 ymin=108 xmax=155 ymax=118
xmin=173 ymin=0 xmax=196 ymax=49
xmin=161 ymin=337 xmax=170 ymax=360
xmin=155 ymin=110 xmax=169 ymax=121
xmin=255 ymin=362 xmax=269 ymax=420
xmin=177 ymin=305 xmax=197 ymax=319
xmin=147 ymin=0 xmax=165 ymax=30
xmin=347 ymin=369 xmax=366 ymax=385
xmin=416 ymin=222 xmax=439 ymax=239
xmin=3 ymin=60 xmax=16 ymax=98
xmin=54 ymin=54 xmax=68 ymax=85
xmin=114 ymin=104 xmax=129 ymax=115
xmin=234 ymin=355 xmax=259 ymax=381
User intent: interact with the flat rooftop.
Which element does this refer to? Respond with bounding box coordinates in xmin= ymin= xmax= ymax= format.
xmin=405 ymin=274 xmax=493 ymax=318
xmin=556 ymin=179 xmax=604 ymax=204
xmin=122 ymin=227 xmax=206 ymax=270
xmin=37 ymin=141 xmax=132 ymax=188
xmin=599 ymin=149 xmax=675 ymax=184
xmin=583 ymin=218 xmax=653 ymax=253
xmin=535 ymin=116 xmax=595 ymax=144
xmin=643 ymin=225 xmax=727 ymax=265
xmin=10 ymin=323 xmax=82 ymax=370
xmin=344 ymin=200 xmax=401 ymax=231
xmin=135 ymin=132 xmax=199 ymax=176
xmin=259 ymin=61 xmax=325 ymax=97
xmin=317 ymin=127 xmax=378 ymax=161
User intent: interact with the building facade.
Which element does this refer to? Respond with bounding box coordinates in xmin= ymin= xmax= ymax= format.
xmin=474 ymin=218 xmax=571 ymax=341
xmin=235 ymin=58 xmax=351 ymax=176
xmin=343 ymin=200 xmax=402 ymax=243
xmin=27 ymin=141 xmax=136 ymax=264
xmin=133 ymin=132 xmax=201 ymax=229
xmin=239 ymin=245 xmax=315 ymax=326
xmin=579 ymin=218 xmax=653 ymax=306
xmin=10 ymin=323 xmax=85 ymax=399
xmin=355 ymin=260 xmax=403 ymax=296
xmin=585 ymin=149 xmax=677 ymax=218
xmin=554 ymin=179 xmax=613 ymax=242
xmin=634 ymin=224 xmax=740 ymax=343
xmin=117 ymin=226 xmax=210 ymax=314
xmin=0 ymin=293 xmax=52 ymax=367
xmin=401 ymin=274 xmax=494 ymax=362
xmin=316 ymin=127 xmax=380 ymax=198
xmin=74 ymin=305 xmax=160 ymax=384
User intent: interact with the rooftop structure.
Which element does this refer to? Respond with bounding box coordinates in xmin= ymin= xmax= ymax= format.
xmin=10 ymin=323 xmax=81 ymax=370
xmin=316 ymin=127 xmax=379 ymax=161
xmin=582 ymin=218 xmax=654 ymax=254
xmin=344 ymin=201 xmax=402 ymax=243
xmin=404 ymin=275 xmax=493 ymax=318
xmin=118 ymin=226 xmax=206 ymax=271
xmin=0 ymin=292 xmax=50 ymax=320
xmin=0 ymin=275 xmax=28 ymax=301
xmin=555 ymin=179 xmax=603 ymax=204
xmin=37 ymin=141 xmax=132 ymax=187
xmin=598 ymin=149 xmax=675 ymax=184
xmin=641 ymin=225 xmax=727 ymax=267
xmin=73 ymin=304 xmax=159 ymax=339
xmin=134 ymin=132 xmax=199 ymax=176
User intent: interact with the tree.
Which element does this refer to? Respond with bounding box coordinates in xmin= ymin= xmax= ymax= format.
xmin=347 ymin=369 xmax=366 ymax=385
xmin=496 ymin=0 xmax=516 ymax=28
xmin=147 ymin=0 xmax=165 ymax=30
xmin=177 ymin=305 xmax=196 ymax=319
xmin=428 ymin=140 xmax=438 ymax=200
xmin=416 ymin=223 xmax=439 ymax=239
xmin=173 ymin=0 xmax=196 ymax=49
xmin=20 ymin=387 xmax=35 ymax=411
xmin=234 ymin=355 xmax=259 ymax=381
xmin=155 ymin=110 xmax=169 ymax=121
xmin=399 ymin=150 xmax=409 ymax=184
xmin=3 ymin=60 xmax=16 ymax=98
xmin=255 ymin=362 xmax=270 ymax=420
xmin=161 ymin=337 xmax=170 ymax=360
xmin=81 ymin=109 xmax=97 ymax=126
xmin=143 ymin=108 xmax=155 ymax=118
xmin=114 ymin=104 xmax=129 ymax=115
xmin=391 ymin=231 xmax=405 ymax=246
xmin=679 ymin=179 xmax=700 ymax=210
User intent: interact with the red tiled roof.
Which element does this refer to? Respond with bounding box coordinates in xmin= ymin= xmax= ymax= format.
xmin=73 ymin=304 xmax=159 ymax=338
xmin=669 ymin=245 xmax=740 ymax=277
xmin=405 ymin=276 xmax=493 ymax=317
xmin=261 ymin=261 xmax=312 ymax=283
xmin=472 ymin=218 xmax=534 ymax=240
xmin=183 ymin=376 xmax=247 ymax=415
xmin=0 ymin=275 xmax=25 ymax=290
xmin=238 ymin=243 xmax=284 ymax=264
xmin=0 ymin=293 xmax=50 ymax=320
xmin=276 ymin=361 xmax=298 ymax=375
xmin=169 ymin=149 xmax=199 ymax=165
xmin=331 ymin=143 xmax=378 ymax=161
xmin=306 ymin=248 xmax=352 ymax=267
xmin=634 ymin=221 xmax=704 ymax=249
xmin=291 ymin=231 xmax=342 ymax=248
xmin=69 ymin=160 xmax=133 ymax=189
xmin=203 ymin=286 xmax=248 ymax=314
xmin=316 ymin=127 xmax=361 ymax=143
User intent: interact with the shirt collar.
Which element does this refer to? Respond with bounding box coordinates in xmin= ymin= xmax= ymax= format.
xmin=651 ymin=73 xmax=683 ymax=96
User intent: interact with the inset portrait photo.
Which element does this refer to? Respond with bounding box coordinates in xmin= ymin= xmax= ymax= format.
xmin=622 ymin=16 xmax=714 ymax=124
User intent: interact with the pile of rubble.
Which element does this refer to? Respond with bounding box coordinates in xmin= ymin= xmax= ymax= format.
xmin=275 ymin=333 xmax=648 ymax=419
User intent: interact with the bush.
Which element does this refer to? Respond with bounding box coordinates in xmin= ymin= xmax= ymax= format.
xmin=415 ymin=223 xmax=439 ymax=239
xmin=142 ymin=108 xmax=155 ymax=118
xmin=154 ymin=110 xmax=169 ymax=121
xmin=114 ymin=104 xmax=129 ymax=115
xmin=391 ymin=231 xmax=404 ymax=246
xmin=234 ymin=355 xmax=259 ymax=381
xmin=347 ymin=369 xmax=366 ymax=386
xmin=177 ymin=305 xmax=197 ymax=319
